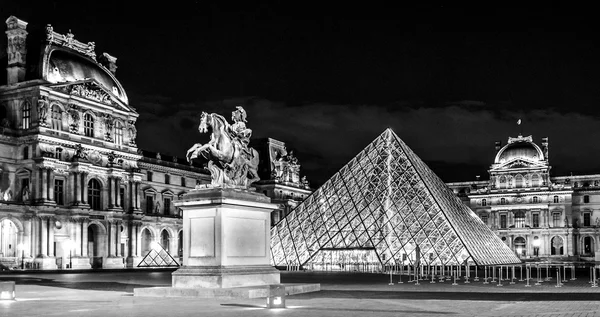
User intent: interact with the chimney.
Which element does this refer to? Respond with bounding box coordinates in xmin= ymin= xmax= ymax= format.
xmin=541 ymin=137 xmax=549 ymax=161
xmin=494 ymin=141 xmax=502 ymax=152
xmin=5 ymin=16 xmax=28 ymax=85
xmin=99 ymin=52 xmax=117 ymax=75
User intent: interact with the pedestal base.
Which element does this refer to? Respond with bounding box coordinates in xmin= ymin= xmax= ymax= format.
xmin=134 ymin=282 xmax=320 ymax=298
xmin=104 ymin=256 xmax=125 ymax=269
xmin=172 ymin=265 xmax=280 ymax=289
xmin=70 ymin=256 xmax=92 ymax=270
xmin=33 ymin=256 xmax=57 ymax=270
xmin=126 ymin=256 xmax=143 ymax=268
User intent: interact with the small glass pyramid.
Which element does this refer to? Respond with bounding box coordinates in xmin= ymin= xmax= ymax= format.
xmin=270 ymin=129 xmax=521 ymax=268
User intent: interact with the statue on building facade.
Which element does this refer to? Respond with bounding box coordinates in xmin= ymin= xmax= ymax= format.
xmin=37 ymin=97 xmax=49 ymax=127
xmin=186 ymin=106 xmax=260 ymax=188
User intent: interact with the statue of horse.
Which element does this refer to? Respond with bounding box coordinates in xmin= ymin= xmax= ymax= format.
xmin=186 ymin=111 xmax=260 ymax=188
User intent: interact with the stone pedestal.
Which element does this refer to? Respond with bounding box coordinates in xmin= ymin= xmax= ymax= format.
xmin=33 ymin=255 xmax=57 ymax=270
xmin=104 ymin=256 xmax=125 ymax=269
xmin=171 ymin=187 xmax=280 ymax=289
xmin=70 ymin=256 xmax=92 ymax=269
xmin=126 ymin=256 xmax=142 ymax=268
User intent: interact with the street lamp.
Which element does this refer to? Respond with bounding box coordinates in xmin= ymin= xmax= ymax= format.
xmin=17 ymin=243 xmax=24 ymax=270
xmin=532 ymin=237 xmax=541 ymax=258
xmin=64 ymin=239 xmax=75 ymax=269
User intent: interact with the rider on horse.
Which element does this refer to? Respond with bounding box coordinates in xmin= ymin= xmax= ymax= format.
xmin=228 ymin=106 xmax=253 ymax=158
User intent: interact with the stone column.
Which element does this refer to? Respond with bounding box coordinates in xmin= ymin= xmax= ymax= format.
xmin=115 ymin=178 xmax=121 ymax=209
xmin=40 ymin=168 xmax=48 ymax=201
xmin=29 ymin=217 xmax=36 ymax=258
xmin=81 ymin=172 xmax=89 ymax=205
xmin=107 ymin=221 xmax=113 ymax=256
xmin=135 ymin=223 xmax=140 ymax=256
xmin=116 ymin=221 xmax=122 ymax=256
xmin=48 ymin=168 xmax=55 ymax=202
xmin=40 ymin=217 xmax=48 ymax=256
xmin=72 ymin=172 xmax=80 ymax=205
xmin=108 ymin=177 xmax=114 ymax=208
xmin=81 ymin=219 xmax=89 ymax=257
xmin=75 ymin=219 xmax=82 ymax=256
xmin=48 ymin=218 xmax=55 ymax=257
xmin=135 ymin=182 xmax=141 ymax=210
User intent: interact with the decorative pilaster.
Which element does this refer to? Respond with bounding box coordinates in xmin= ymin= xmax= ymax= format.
xmin=115 ymin=177 xmax=122 ymax=209
xmin=48 ymin=218 xmax=55 ymax=257
xmin=72 ymin=172 xmax=80 ymax=205
xmin=47 ymin=168 xmax=55 ymax=202
xmin=108 ymin=177 xmax=115 ymax=209
xmin=116 ymin=221 xmax=122 ymax=256
xmin=80 ymin=172 xmax=89 ymax=206
xmin=5 ymin=16 xmax=28 ymax=84
xmin=81 ymin=219 xmax=89 ymax=257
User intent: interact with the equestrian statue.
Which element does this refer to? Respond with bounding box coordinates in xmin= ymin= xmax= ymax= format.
xmin=186 ymin=106 xmax=260 ymax=188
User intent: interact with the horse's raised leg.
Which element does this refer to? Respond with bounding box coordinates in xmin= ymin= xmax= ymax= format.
xmin=186 ymin=143 xmax=203 ymax=162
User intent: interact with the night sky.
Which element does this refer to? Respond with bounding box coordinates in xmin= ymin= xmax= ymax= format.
xmin=3 ymin=3 xmax=600 ymax=187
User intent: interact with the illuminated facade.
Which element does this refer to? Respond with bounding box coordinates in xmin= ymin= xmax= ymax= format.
xmin=0 ymin=16 xmax=311 ymax=270
xmin=447 ymin=134 xmax=600 ymax=262
xmin=270 ymin=129 xmax=521 ymax=270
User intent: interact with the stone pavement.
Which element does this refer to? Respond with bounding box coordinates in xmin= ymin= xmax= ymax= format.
xmin=1 ymin=270 xmax=600 ymax=316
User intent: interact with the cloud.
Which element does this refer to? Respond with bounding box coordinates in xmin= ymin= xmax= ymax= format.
xmin=131 ymin=94 xmax=600 ymax=186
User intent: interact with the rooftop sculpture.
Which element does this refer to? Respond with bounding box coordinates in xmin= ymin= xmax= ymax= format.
xmin=186 ymin=106 xmax=260 ymax=188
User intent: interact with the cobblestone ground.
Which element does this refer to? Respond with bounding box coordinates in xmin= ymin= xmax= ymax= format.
xmin=1 ymin=270 xmax=600 ymax=316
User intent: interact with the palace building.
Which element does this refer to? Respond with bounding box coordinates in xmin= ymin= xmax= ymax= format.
xmin=447 ymin=134 xmax=600 ymax=263
xmin=0 ymin=16 xmax=312 ymax=270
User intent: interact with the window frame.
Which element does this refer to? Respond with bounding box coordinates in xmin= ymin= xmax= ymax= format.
xmin=83 ymin=113 xmax=95 ymax=137
xmin=54 ymin=178 xmax=65 ymax=205
xmin=88 ymin=178 xmax=102 ymax=210
xmin=22 ymin=101 xmax=31 ymax=129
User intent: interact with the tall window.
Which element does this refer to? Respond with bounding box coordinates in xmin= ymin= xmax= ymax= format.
xmin=51 ymin=105 xmax=62 ymax=130
xmin=500 ymin=198 xmax=507 ymax=205
xmin=514 ymin=211 xmax=525 ymax=228
xmin=120 ymin=187 xmax=125 ymax=210
xmin=481 ymin=214 xmax=488 ymax=225
xmin=532 ymin=196 xmax=539 ymax=203
xmin=23 ymin=146 xmax=29 ymax=159
xmin=553 ymin=213 xmax=561 ymax=227
xmin=515 ymin=174 xmax=523 ymax=188
xmin=500 ymin=214 xmax=507 ymax=229
xmin=147 ymin=171 xmax=153 ymax=182
xmin=146 ymin=195 xmax=154 ymax=213
xmin=499 ymin=176 xmax=506 ymax=189
xmin=481 ymin=199 xmax=487 ymax=206
xmin=165 ymin=174 xmax=170 ymax=185
xmin=532 ymin=213 xmax=539 ymax=228
xmin=164 ymin=197 xmax=171 ymax=215
xmin=54 ymin=179 xmax=64 ymax=205
xmin=584 ymin=212 xmax=591 ymax=226
xmin=22 ymin=101 xmax=31 ymax=129
xmin=88 ymin=179 xmax=102 ymax=210
xmin=114 ymin=121 xmax=123 ymax=145
xmin=553 ymin=196 xmax=559 ymax=203
xmin=584 ymin=195 xmax=590 ymax=203
xmin=84 ymin=113 xmax=94 ymax=137
xmin=181 ymin=176 xmax=186 ymax=187
xmin=531 ymin=174 xmax=540 ymax=187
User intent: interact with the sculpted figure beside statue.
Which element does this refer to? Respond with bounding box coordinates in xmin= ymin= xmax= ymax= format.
xmin=186 ymin=106 xmax=260 ymax=188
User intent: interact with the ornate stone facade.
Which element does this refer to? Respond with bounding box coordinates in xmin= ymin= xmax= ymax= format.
xmin=0 ymin=16 xmax=311 ymax=270
xmin=447 ymin=134 xmax=600 ymax=263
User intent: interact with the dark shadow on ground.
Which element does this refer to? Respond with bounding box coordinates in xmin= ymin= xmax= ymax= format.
xmin=289 ymin=290 xmax=600 ymax=301
xmin=0 ymin=276 xmax=161 ymax=293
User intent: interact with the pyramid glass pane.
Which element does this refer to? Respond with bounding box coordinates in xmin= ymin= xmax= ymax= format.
xmin=270 ymin=129 xmax=521 ymax=268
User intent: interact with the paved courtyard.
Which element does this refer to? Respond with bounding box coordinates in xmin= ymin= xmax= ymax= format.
xmin=1 ymin=269 xmax=600 ymax=316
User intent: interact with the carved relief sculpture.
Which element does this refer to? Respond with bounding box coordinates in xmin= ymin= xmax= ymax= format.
xmin=186 ymin=106 xmax=260 ymax=188
xmin=127 ymin=120 xmax=137 ymax=145
xmin=68 ymin=105 xmax=80 ymax=133
xmin=103 ymin=114 xmax=114 ymax=141
xmin=37 ymin=96 xmax=49 ymax=127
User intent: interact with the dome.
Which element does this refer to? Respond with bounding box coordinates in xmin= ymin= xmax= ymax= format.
xmin=494 ymin=136 xmax=544 ymax=164
xmin=42 ymin=48 xmax=128 ymax=104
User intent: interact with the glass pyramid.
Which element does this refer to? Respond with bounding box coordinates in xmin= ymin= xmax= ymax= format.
xmin=270 ymin=129 xmax=521 ymax=268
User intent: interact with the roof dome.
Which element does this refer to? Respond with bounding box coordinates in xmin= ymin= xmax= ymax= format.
xmin=42 ymin=48 xmax=128 ymax=104
xmin=494 ymin=135 xmax=544 ymax=164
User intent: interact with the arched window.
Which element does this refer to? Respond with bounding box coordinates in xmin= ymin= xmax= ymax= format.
xmin=51 ymin=105 xmax=62 ymax=130
xmin=515 ymin=174 xmax=523 ymax=188
xmin=553 ymin=195 xmax=559 ymax=203
xmin=88 ymin=179 xmax=102 ymax=210
xmin=532 ymin=196 xmax=539 ymax=203
xmin=84 ymin=113 xmax=94 ymax=137
xmin=160 ymin=230 xmax=170 ymax=252
xmin=514 ymin=211 xmax=525 ymax=228
xmin=514 ymin=237 xmax=526 ymax=256
xmin=551 ymin=236 xmax=563 ymax=255
xmin=114 ymin=121 xmax=123 ymax=145
xmin=531 ymin=174 xmax=540 ymax=187
xmin=22 ymin=101 xmax=31 ymax=129
xmin=584 ymin=236 xmax=594 ymax=254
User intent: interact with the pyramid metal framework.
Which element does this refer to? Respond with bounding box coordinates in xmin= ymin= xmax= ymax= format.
xmin=137 ymin=244 xmax=180 ymax=268
xmin=270 ymin=129 xmax=521 ymax=267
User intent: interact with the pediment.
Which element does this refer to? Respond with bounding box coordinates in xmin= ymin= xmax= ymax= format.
xmin=49 ymin=79 xmax=136 ymax=113
xmin=491 ymin=157 xmax=547 ymax=171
